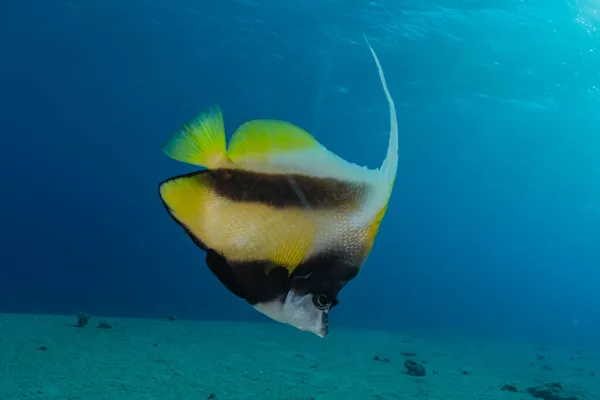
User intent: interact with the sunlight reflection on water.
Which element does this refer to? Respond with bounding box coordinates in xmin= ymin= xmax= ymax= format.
xmin=574 ymin=0 xmax=600 ymax=35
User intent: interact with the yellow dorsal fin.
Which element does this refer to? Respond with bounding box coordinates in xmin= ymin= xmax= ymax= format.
xmin=162 ymin=106 xmax=228 ymax=169
xmin=227 ymin=119 xmax=320 ymax=164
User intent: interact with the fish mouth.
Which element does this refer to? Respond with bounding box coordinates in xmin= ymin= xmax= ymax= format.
xmin=317 ymin=313 xmax=329 ymax=338
xmin=317 ymin=327 xmax=329 ymax=338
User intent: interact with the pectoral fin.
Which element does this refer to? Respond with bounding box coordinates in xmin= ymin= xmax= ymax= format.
xmin=265 ymin=224 xmax=316 ymax=275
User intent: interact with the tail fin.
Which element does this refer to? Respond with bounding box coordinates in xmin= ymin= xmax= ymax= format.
xmin=162 ymin=106 xmax=229 ymax=169
xmin=364 ymin=35 xmax=398 ymax=190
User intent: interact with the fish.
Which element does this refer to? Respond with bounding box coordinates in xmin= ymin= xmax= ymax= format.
xmin=158 ymin=37 xmax=398 ymax=338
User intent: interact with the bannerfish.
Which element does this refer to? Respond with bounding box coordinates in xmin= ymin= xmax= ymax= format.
xmin=158 ymin=38 xmax=398 ymax=338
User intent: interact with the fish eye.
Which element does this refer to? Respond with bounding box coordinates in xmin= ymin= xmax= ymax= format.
xmin=313 ymin=294 xmax=332 ymax=310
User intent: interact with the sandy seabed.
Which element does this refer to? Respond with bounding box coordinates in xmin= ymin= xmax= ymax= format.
xmin=0 ymin=313 xmax=597 ymax=400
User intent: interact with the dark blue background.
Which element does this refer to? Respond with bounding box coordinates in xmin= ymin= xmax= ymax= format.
xmin=1 ymin=0 xmax=599 ymax=347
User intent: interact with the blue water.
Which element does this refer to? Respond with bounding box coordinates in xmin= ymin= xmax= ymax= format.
xmin=1 ymin=0 xmax=599 ymax=348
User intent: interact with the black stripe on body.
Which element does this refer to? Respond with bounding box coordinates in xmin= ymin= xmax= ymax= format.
xmin=211 ymin=168 xmax=368 ymax=209
xmin=206 ymin=250 xmax=360 ymax=306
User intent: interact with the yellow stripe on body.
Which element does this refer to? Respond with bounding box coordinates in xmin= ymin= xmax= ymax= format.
xmin=160 ymin=174 xmax=320 ymax=274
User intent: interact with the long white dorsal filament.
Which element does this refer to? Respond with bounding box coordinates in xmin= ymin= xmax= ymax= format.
xmin=363 ymin=34 xmax=399 ymax=188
